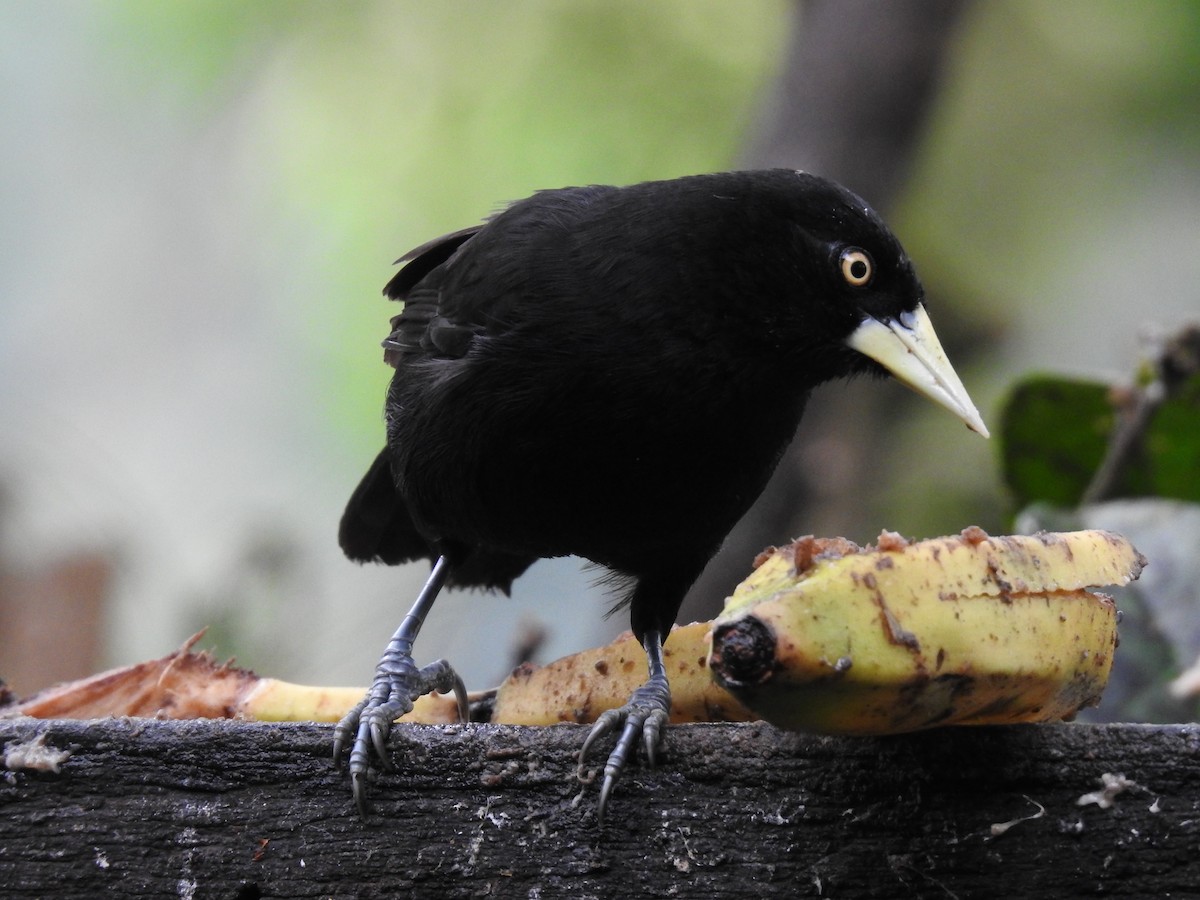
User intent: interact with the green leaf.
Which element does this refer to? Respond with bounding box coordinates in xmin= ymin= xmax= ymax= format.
xmin=1000 ymin=376 xmax=1114 ymax=507
xmin=1143 ymin=372 xmax=1200 ymax=500
xmin=1000 ymin=373 xmax=1200 ymax=508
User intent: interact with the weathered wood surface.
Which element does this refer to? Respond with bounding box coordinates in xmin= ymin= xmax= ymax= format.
xmin=2 ymin=718 xmax=1197 ymax=898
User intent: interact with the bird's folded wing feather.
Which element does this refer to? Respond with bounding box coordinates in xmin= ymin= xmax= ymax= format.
xmin=381 ymin=224 xmax=485 ymax=365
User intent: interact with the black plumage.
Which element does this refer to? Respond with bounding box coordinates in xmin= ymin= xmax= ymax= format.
xmin=336 ymin=169 xmax=986 ymax=820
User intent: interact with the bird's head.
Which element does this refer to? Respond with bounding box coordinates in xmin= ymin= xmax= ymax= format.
xmin=771 ymin=171 xmax=989 ymax=438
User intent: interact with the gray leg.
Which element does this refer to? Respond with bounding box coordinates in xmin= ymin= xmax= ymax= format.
xmin=578 ymin=628 xmax=671 ymax=823
xmin=333 ymin=555 xmax=468 ymax=818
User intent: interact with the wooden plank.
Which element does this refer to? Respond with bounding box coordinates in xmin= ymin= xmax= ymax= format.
xmin=2 ymin=718 xmax=1197 ymax=898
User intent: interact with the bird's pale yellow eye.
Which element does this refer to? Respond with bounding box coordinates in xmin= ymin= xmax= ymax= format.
xmin=840 ymin=248 xmax=873 ymax=287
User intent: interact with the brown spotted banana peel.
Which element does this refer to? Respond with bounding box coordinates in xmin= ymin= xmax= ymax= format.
xmin=25 ymin=530 xmax=1134 ymax=732
xmin=707 ymin=529 xmax=1145 ymax=735
xmin=491 ymin=621 xmax=757 ymax=726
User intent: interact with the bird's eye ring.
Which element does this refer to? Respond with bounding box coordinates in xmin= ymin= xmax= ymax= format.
xmin=839 ymin=248 xmax=873 ymax=287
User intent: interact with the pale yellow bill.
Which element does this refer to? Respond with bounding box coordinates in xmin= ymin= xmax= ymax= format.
xmin=846 ymin=303 xmax=989 ymax=438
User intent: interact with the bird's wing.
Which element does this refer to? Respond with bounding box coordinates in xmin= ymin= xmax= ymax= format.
xmin=380 ymin=185 xmax=622 ymax=366
xmin=381 ymin=225 xmax=485 ymax=365
xmin=387 ymin=225 xmax=483 ymax=295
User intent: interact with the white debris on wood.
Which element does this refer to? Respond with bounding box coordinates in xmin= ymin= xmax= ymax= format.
xmin=4 ymin=732 xmax=72 ymax=773
xmin=1076 ymin=772 xmax=1137 ymax=809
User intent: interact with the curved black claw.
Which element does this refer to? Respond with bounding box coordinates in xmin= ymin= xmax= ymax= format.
xmin=578 ymin=671 xmax=671 ymax=824
xmin=333 ymin=656 xmax=467 ymax=819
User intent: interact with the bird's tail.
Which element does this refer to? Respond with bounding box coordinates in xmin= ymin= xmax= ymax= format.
xmin=338 ymin=449 xmax=431 ymax=566
xmin=339 ymin=448 xmax=536 ymax=594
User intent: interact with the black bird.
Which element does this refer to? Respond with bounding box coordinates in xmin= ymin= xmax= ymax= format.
xmin=335 ymin=169 xmax=988 ymax=820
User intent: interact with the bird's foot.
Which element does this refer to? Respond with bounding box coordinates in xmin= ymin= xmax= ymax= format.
xmin=578 ymin=672 xmax=671 ymax=823
xmin=332 ymin=650 xmax=467 ymax=819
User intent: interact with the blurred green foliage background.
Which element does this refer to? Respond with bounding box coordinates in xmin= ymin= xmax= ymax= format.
xmin=1 ymin=1 xmax=1197 ymax=695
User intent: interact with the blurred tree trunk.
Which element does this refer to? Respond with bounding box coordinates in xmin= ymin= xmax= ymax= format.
xmin=0 ymin=552 xmax=110 ymax=698
xmin=682 ymin=0 xmax=973 ymax=622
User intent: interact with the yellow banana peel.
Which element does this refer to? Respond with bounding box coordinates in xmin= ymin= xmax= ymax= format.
xmin=1 ymin=632 xmax=463 ymax=725
xmin=242 ymin=679 xmax=461 ymax=724
xmin=708 ymin=527 xmax=1145 ymax=734
xmin=491 ymin=621 xmax=756 ymax=726
xmin=7 ymin=529 xmax=1144 ymax=735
